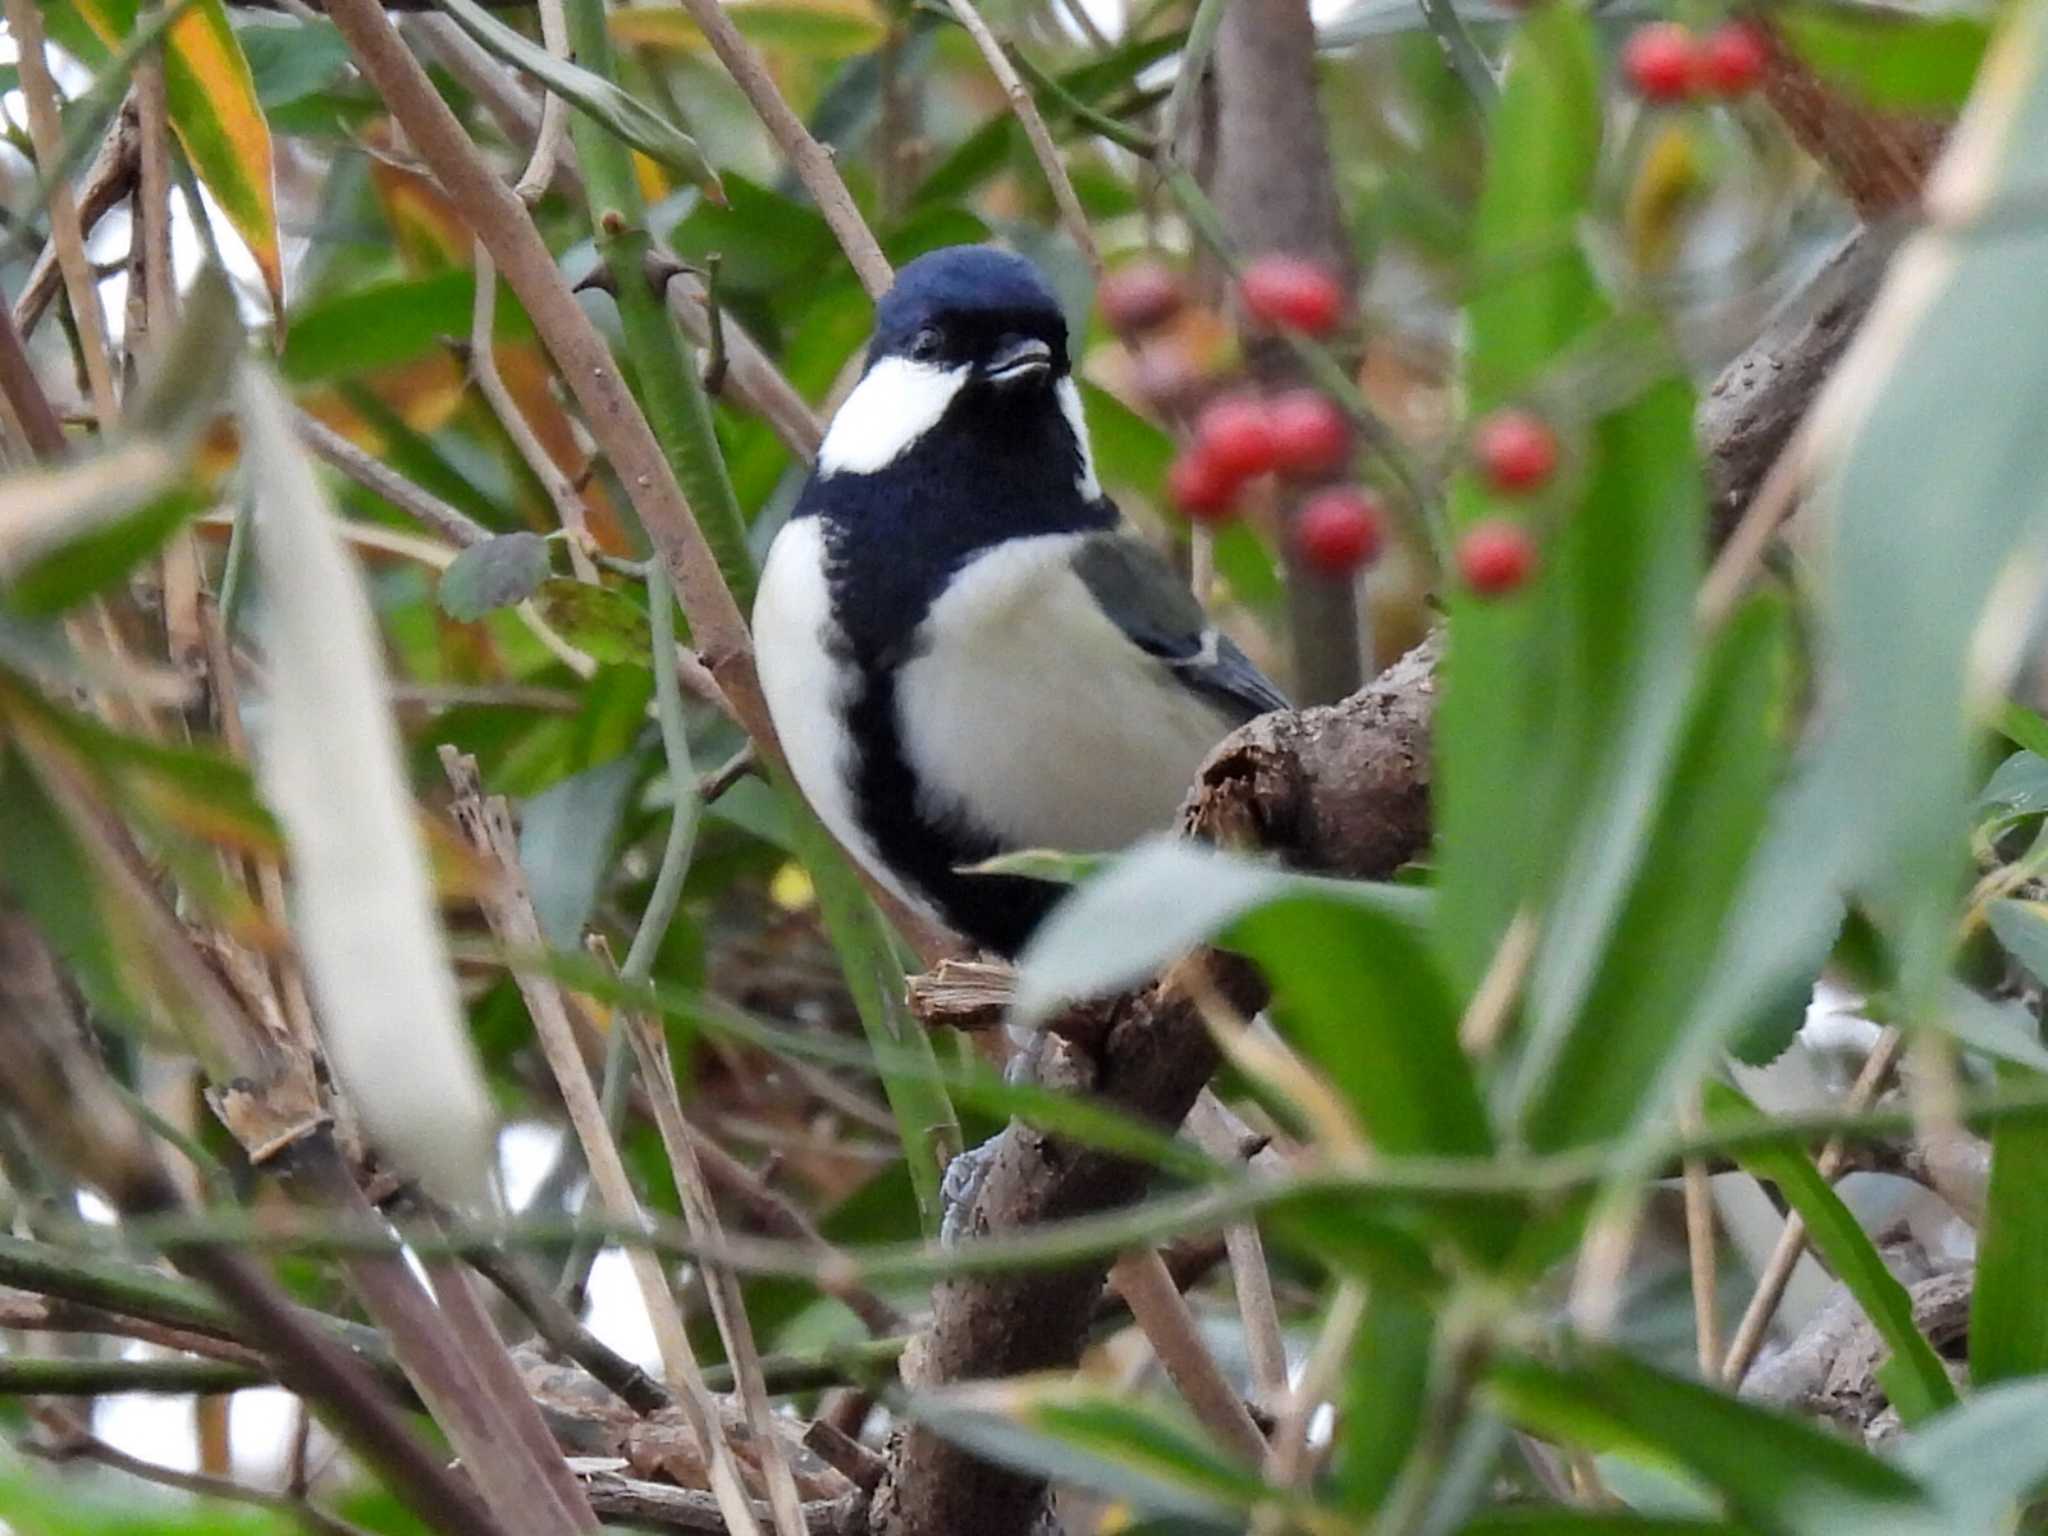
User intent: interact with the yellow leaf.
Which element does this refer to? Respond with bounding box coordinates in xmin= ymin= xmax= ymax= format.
xmin=71 ymin=0 xmax=283 ymax=319
xmin=610 ymin=0 xmax=886 ymax=59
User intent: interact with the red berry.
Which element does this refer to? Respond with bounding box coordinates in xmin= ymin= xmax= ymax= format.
xmin=1238 ymin=254 xmax=1345 ymax=337
xmin=1698 ymin=20 xmax=1768 ymax=96
xmin=1622 ymin=23 xmax=1700 ymax=103
xmin=1267 ymin=389 xmax=1351 ymax=477
xmin=1473 ymin=408 xmax=1560 ymax=495
xmin=1168 ymin=449 xmax=1239 ymax=523
xmin=1295 ymin=488 xmax=1384 ymax=575
xmin=1458 ymin=519 xmax=1538 ymax=596
xmin=1195 ymin=394 xmax=1278 ymax=480
xmin=1099 ymin=260 xmax=1185 ymax=334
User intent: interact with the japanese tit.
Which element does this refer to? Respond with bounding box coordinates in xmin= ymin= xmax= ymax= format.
xmin=753 ymin=245 xmax=1286 ymax=955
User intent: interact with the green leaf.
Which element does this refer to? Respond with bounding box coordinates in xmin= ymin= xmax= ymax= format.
xmin=903 ymin=1388 xmax=1260 ymax=1523
xmin=1934 ymin=985 xmax=2048 ymax=1075
xmin=283 ymin=271 xmax=527 ymax=384
xmin=1333 ymin=1288 xmax=1434 ymax=1512
xmin=432 ymin=0 xmax=723 ymax=196
xmin=1975 ymin=749 xmax=2048 ymax=824
xmin=1516 ymin=596 xmax=1786 ymax=1150
xmin=0 ymin=742 xmax=138 ymax=1025
xmin=1995 ymin=701 xmax=2048 ymax=759
xmin=1778 ymin=8 xmax=1989 ymax=113
xmin=1971 ymin=1062 xmax=2048 ymax=1387
xmin=1434 ymin=7 xmax=1617 ymax=987
xmin=1812 ymin=13 xmax=2048 ymax=1011
xmin=1987 ymin=898 xmax=2048 ymax=987
xmin=1899 ymin=1380 xmax=2048 ymax=1528
xmin=1012 ymin=838 xmax=1431 ymax=1026
xmin=1703 ymin=1079 xmax=1956 ymax=1424
xmin=438 ymin=532 xmax=554 ymax=621
xmin=1 ymin=488 xmax=203 ymax=616
xmin=233 ymin=13 xmax=350 ymax=107
xmin=1488 ymin=1346 xmax=1930 ymax=1534
xmin=530 ymin=578 xmax=653 ymax=665
xmin=0 ymin=444 xmax=189 ymax=608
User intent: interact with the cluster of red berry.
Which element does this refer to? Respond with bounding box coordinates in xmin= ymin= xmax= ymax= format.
xmin=1104 ymin=254 xmax=1386 ymax=577
xmin=1621 ymin=18 xmax=1769 ymax=103
xmin=1101 ymin=253 xmax=1554 ymax=597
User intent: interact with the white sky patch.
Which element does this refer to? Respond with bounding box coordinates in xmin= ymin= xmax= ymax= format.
xmin=582 ymin=1248 xmax=661 ymax=1367
xmin=817 ymin=355 xmax=968 ymax=475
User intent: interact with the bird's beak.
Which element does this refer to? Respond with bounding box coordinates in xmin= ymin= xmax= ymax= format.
xmin=981 ymin=333 xmax=1053 ymax=386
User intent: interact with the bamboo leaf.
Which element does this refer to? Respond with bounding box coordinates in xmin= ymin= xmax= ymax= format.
xmin=1703 ymin=1079 xmax=1956 ymax=1424
xmin=69 ymin=0 xmax=283 ymax=317
xmin=431 ymin=0 xmax=724 ymax=198
xmin=236 ymin=361 xmax=495 ymax=1204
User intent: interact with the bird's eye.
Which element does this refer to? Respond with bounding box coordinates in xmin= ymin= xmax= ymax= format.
xmin=909 ymin=327 xmax=944 ymax=362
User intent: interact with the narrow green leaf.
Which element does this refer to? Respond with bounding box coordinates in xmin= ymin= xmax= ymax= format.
xmin=901 ymin=1392 xmax=1244 ymax=1525
xmin=1333 ymin=1288 xmax=1434 ymax=1513
xmin=1488 ymin=1347 xmax=1930 ymax=1534
xmin=1971 ymin=1063 xmax=2048 ymax=1387
xmin=1434 ymin=7 xmax=1618 ymax=988
xmin=1778 ymin=9 xmax=1989 ymax=113
xmin=1517 ymin=596 xmax=1786 ymax=1149
xmin=1703 ymin=1079 xmax=1956 ymax=1423
xmin=1987 ymin=898 xmax=2048 ymax=988
xmin=432 ymin=0 xmax=723 ymax=196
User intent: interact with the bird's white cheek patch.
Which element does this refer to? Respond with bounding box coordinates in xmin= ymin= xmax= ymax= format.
xmin=1056 ymin=377 xmax=1102 ymax=501
xmin=817 ymin=356 xmax=969 ymax=476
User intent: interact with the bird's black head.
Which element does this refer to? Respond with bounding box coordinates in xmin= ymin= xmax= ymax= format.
xmin=869 ymin=245 xmax=1070 ymax=390
xmin=812 ymin=245 xmax=1098 ymax=492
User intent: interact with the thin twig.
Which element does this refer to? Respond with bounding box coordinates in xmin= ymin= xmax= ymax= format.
xmin=515 ymin=0 xmax=571 ymax=201
xmin=438 ymin=748 xmax=766 ymax=1536
xmin=295 ymin=411 xmax=492 ymax=546
xmin=1107 ymin=1248 xmax=1268 ymax=1464
xmin=0 ymin=1354 xmax=266 ymax=1394
xmin=25 ymin=1425 xmax=376 ymax=1536
xmin=659 ymin=0 xmax=891 ymax=298
xmin=460 ymin=1231 xmax=671 ymax=1413
xmin=14 ymin=97 xmax=138 ymax=340
xmin=942 ymin=0 xmax=1102 ymax=280
xmin=1721 ymin=1027 xmax=1905 ymax=1387
xmin=5 ymin=0 xmax=121 ymax=427
xmin=324 ymin=0 xmax=771 ymax=750
xmin=1182 ymin=1093 xmax=1286 ymax=1411
xmin=468 ymin=243 xmax=600 ymax=580
xmin=1679 ymin=1091 xmax=1721 ymax=1381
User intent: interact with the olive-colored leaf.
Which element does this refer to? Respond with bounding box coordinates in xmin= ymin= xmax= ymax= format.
xmin=438 ymin=532 xmax=554 ymax=621
xmin=529 ymin=578 xmax=653 ymax=666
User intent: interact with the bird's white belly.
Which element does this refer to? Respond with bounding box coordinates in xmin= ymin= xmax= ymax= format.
xmin=752 ymin=518 xmax=935 ymax=917
xmin=896 ymin=535 xmax=1232 ymax=853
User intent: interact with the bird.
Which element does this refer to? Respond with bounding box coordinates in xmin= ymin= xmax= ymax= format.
xmin=752 ymin=245 xmax=1288 ymax=957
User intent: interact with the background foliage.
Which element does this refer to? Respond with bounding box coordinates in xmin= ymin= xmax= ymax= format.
xmin=0 ymin=0 xmax=2043 ymax=1534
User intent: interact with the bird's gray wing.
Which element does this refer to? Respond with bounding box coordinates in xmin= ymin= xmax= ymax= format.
xmin=1070 ymin=531 xmax=1290 ymax=722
